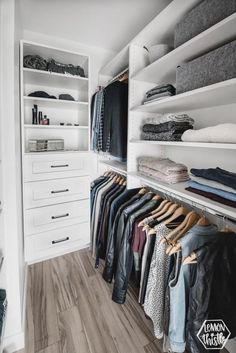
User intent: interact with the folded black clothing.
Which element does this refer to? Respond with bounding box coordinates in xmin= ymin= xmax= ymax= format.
xmin=28 ymin=91 xmax=57 ymax=99
xmin=186 ymin=187 xmax=236 ymax=209
xmin=23 ymin=55 xmax=47 ymax=71
xmin=48 ymin=59 xmax=85 ymax=77
xmin=191 ymin=167 xmax=236 ymax=191
xmin=59 ymin=94 xmax=75 ymax=101
xmin=141 ymin=131 xmax=183 ymax=141
xmin=146 ymin=84 xmax=176 ymax=98
xmin=143 ymin=121 xmax=193 ymax=133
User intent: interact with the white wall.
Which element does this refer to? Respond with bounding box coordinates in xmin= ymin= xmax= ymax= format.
xmin=0 ymin=0 xmax=25 ymax=351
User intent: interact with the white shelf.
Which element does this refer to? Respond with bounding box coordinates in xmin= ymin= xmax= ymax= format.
xmin=132 ymin=78 xmax=236 ymax=113
xmin=23 ymin=68 xmax=88 ymax=89
xmin=24 ymin=150 xmax=90 ymax=156
xmin=24 ymin=124 xmax=88 ymax=130
xmin=129 ymin=172 xmax=236 ymax=221
xmin=130 ymin=139 xmax=236 ymax=150
xmin=99 ymin=160 xmax=127 ymax=175
xmin=24 ymin=96 xmax=88 ymax=107
xmin=100 ymin=0 xmax=200 ymax=77
xmin=133 ymin=13 xmax=236 ymax=84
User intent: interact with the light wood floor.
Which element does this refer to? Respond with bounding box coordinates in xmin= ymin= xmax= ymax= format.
xmin=19 ymin=248 xmax=163 ymax=353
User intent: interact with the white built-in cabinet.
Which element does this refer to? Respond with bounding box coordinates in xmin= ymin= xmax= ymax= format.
xmin=20 ymin=41 xmax=91 ymax=263
xmin=98 ymin=0 xmax=236 ymax=222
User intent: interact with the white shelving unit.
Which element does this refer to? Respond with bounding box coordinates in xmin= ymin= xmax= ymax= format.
xmin=99 ymin=1 xmax=236 ymax=224
xmin=20 ymin=40 xmax=91 ymax=263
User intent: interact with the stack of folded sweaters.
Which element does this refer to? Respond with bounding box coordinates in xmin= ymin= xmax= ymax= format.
xmin=186 ymin=167 xmax=236 ymax=208
xmin=143 ymin=84 xmax=176 ymax=104
xmin=138 ymin=157 xmax=190 ymax=184
xmin=141 ymin=113 xmax=194 ymax=141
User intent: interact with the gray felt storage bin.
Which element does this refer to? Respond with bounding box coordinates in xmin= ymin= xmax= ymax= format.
xmin=175 ymin=0 xmax=236 ymax=48
xmin=176 ymin=40 xmax=236 ymax=94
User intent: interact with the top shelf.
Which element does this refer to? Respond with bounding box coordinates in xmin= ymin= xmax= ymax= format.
xmin=133 ymin=13 xmax=236 ymax=84
xmin=100 ymin=0 xmax=200 ymax=77
xmin=23 ymin=68 xmax=88 ymax=90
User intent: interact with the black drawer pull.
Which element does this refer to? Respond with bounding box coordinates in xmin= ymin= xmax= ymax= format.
xmin=52 ymin=237 xmax=69 ymax=244
xmin=51 ymin=164 xmax=69 ymax=168
xmin=51 ymin=189 xmax=69 ymax=194
xmin=51 ymin=213 xmax=69 ymax=220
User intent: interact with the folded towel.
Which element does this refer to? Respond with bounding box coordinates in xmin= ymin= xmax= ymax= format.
xmin=160 ymin=113 xmax=194 ymax=125
xmin=143 ymin=91 xmax=173 ymax=104
xmin=182 ymin=123 xmax=236 ymax=143
xmin=139 ymin=165 xmax=189 ymax=184
xmin=191 ymin=167 xmax=236 ymax=190
xmin=146 ymin=84 xmax=176 ymax=98
xmin=187 ymin=180 xmax=236 ymax=202
xmin=141 ymin=131 xmax=183 ymax=141
xmin=186 ymin=187 xmax=236 ymax=209
xmin=138 ymin=157 xmax=188 ymax=175
xmin=143 ymin=122 xmax=193 ymax=134
xmin=190 ymin=175 xmax=236 ymax=194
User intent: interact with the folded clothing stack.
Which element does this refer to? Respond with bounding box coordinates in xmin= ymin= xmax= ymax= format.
xmin=186 ymin=167 xmax=236 ymax=208
xmin=141 ymin=113 xmax=194 ymax=141
xmin=143 ymin=84 xmax=176 ymax=104
xmin=182 ymin=123 xmax=236 ymax=143
xmin=138 ymin=157 xmax=190 ymax=184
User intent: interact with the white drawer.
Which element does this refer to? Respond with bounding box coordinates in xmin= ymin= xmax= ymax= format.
xmin=24 ymin=176 xmax=90 ymax=209
xmin=24 ymin=153 xmax=90 ymax=181
xmin=25 ymin=222 xmax=90 ymax=262
xmin=25 ymin=200 xmax=89 ymax=235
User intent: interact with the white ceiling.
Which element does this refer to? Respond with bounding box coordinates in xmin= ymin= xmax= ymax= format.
xmin=19 ymin=0 xmax=171 ymax=52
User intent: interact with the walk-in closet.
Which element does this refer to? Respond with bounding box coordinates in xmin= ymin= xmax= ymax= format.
xmin=0 ymin=0 xmax=236 ymax=352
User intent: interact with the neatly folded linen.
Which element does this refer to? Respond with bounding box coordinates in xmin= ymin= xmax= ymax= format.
xmin=191 ymin=167 xmax=236 ymax=190
xmin=146 ymin=84 xmax=176 ymax=98
xmin=139 ymin=165 xmax=189 ymax=184
xmin=143 ymin=121 xmax=193 ymax=134
xmin=141 ymin=131 xmax=183 ymax=141
xmin=160 ymin=113 xmax=194 ymax=125
xmin=143 ymin=91 xmax=173 ymax=104
xmin=186 ymin=187 xmax=236 ymax=209
xmin=182 ymin=123 xmax=236 ymax=143
xmin=138 ymin=157 xmax=188 ymax=175
xmin=190 ymin=175 xmax=236 ymax=194
xmin=187 ymin=180 xmax=236 ymax=202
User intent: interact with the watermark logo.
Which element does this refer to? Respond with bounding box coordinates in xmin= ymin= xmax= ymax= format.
xmin=197 ymin=320 xmax=231 ymax=350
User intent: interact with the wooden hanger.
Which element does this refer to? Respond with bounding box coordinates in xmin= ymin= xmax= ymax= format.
xmin=122 ymin=180 xmax=127 ymax=186
xmin=197 ymin=216 xmax=210 ymax=226
xmin=152 ymin=194 xmax=162 ymax=201
xmin=167 ymin=212 xmax=199 ymax=255
xmin=160 ymin=207 xmax=191 ymax=245
xmin=183 ymin=251 xmax=197 ymax=265
xmin=138 ymin=200 xmax=168 ymax=227
xmin=139 ymin=188 xmax=147 ymax=195
xmin=151 ymin=201 xmax=173 ymax=219
xmin=156 ymin=203 xmax=179 ymax=223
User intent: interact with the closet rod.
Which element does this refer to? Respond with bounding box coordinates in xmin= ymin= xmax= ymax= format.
xmin=140 ymin=180 xmax=236 ymax=224
xmin=108 ymin=67 xmax=129 ymax=84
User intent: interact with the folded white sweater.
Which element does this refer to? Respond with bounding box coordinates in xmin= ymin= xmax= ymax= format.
xmin=182 ymin=124 xmax=236 ymax=143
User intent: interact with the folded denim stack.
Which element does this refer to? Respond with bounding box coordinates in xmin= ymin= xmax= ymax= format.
xmin=138 ymin=157 xmax=190 ymax=184
xmin=182 ymin=123 xmax=236 ymax=143
xmin=143 ymin=84 xmax=176 ymax=105
xmin=141 ymin=120 xmax=193 ymax=141
xmin=186 ymin=167 xmax=236 ymax=208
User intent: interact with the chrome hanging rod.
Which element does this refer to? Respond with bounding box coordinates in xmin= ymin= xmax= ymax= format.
xmin=108 ymin=67 xmax=129 ymax=85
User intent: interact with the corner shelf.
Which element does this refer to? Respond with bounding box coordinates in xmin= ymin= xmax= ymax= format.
xmin=23 ymin=96 xmax=88 ymax=107
xmin=24 ymin=124 xmax=88 ymax=130
xmin=132 ymin=13 xmax=236 ymax=84
xmin=129 ymin=172 xmax=236 ymax=221
xmin=23 ymin=67 xmax=88 ymax=89
xmin=99 ymin=160 xmax=127 ymax=175
xmin=130 ymin=139 xmax=236 ymax=150
xmin=132 ymin=78 xmax=236 ymax=113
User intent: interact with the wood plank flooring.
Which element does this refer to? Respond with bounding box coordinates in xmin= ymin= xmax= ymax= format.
xmin=19 ymin=248 xmax=160 ymax=353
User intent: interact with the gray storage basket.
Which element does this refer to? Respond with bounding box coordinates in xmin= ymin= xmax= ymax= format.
xmin=174 ymin=0 xmax=236 ymax=48
xmin=176 ymin=40 xmax=236 ymax=94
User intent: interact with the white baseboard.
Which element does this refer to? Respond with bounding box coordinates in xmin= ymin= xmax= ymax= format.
xmin=3 ymin=331 xmax=24 ymax=353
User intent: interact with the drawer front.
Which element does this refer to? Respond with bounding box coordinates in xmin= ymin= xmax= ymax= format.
xmin=24 ymin=153 xmax=90 ymax=181
xmin=25 ymin=223 xmax=90 ymax=261
xmin=24 ymin=176 xmax=90 ymax=209
xmin=25 ymin=200 xmax=89 ymax=235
